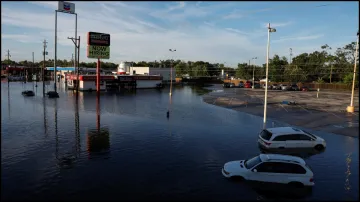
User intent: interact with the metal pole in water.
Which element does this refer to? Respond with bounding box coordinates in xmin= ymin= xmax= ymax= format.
xmin=77 ymin=36 xmax=80 ymax=94
xmin=43 ymin=39 xmax=47 ymax=96
xmin=263 ymin=23 xmax=276 ymax=129
xmin=54 ymin=10 xmax=58 ymax=92
xmin=97 ymin=58 xmax=101 ymax=93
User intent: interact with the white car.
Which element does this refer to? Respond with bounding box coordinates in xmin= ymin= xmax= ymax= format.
xmin=258 ymin=127 xmax=326 ymax=150
xmin=222 ymin=154 xmax=315 ymax=187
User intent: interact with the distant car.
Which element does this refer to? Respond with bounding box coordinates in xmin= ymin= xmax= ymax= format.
xmin=262 ymin=83 xmax=272 ymax=89
xmin=223 ymin=82 xmax=231 ymax=88
xmin=230 ymin=83 xmax=235 ymax=88
xmin=281 ymin=84 xmax=291 ymax=91
xmin=222 ymin=154 xmax=315 ymax=187
xmin=245 ymin=82 xmax=252 ymax=88
xmin=238 ymin=81 xmax=244 ymax=88
xmin=254 ymin=83 xmax=261 ymax=89
xmin=272 ymin=84 xmax=281 ymax=90
xmin=291 ymin=84 xmax=299 ymax=91
xmin=258 ymin=127 xmax=326 ymax=150
xmin=301 ymin=86 xmax=309 ymax=91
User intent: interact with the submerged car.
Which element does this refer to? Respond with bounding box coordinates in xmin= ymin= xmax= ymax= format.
xmin=222 ymin=154 xmax=314 ymax=187
xmin=21 ymin=90 xmax=35 ymax=96
xmin=258 ymin=127 xmax=326 ymax=150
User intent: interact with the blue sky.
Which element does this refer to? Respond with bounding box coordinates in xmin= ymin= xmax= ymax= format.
xmin=1 ymin=1 xmax=358 ymax=66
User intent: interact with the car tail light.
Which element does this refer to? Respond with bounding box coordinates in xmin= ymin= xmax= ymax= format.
xmin=310 ymin=178 xmax=314 ymax=182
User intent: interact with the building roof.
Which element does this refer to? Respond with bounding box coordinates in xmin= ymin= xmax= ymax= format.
xmin=266 ymin=127 xmax=305 ymax=135
xmin=259 ymin=154 xmax=306 ymax=165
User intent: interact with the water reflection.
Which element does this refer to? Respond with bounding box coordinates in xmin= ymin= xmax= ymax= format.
xmin=43 ymin=97 xmax=48 ymax=136
xmin=345 ymin=152 xmax=352 ymax=192
xmin=248 ymin=181 xmax=313 ymax=200
xmin=74 ymin=97 xmax=80 ymax=158
xmin=86 ymin=94 xmax=110 ymax=159
xmin=259 ymin=147 xmax=325 ymax=159
xmin=7 ymin=82 xmax=10 ymax=119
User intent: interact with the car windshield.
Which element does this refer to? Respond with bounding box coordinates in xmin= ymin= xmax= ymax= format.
xmin=273 ymin=84 xmax=277 ymax=86
xmin=245 ymin=156 xmax=262 ymax=169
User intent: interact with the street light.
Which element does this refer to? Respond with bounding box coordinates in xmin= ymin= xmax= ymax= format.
xmin=252 ymin=57 xmax=258 ymax=89
xmin=263 ymin=23 xmax=276 ymax=129
xmin=169 ymin=49 xmax=176 ymax=97
xmin=347 ymin=30 xmax=359 ymax=113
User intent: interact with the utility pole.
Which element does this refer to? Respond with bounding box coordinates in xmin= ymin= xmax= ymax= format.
xmin=289 ymin=48 xmax=293 ymax=64
xmin=72 ymin=53 xmax=75 ymax=67
xmin=6 ymin=49 xmax=11 ymax=63
xmin=43 ymin=39 xmax=48 ymax=96
xmin=33 ymin=52 xmax=37 ymax=89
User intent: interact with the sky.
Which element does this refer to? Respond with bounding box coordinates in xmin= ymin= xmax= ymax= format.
xmin=1 ymin=1 xmax=359 ymax=67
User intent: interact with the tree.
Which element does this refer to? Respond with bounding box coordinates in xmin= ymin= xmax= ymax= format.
xmin=268 ymin=55 xmax=288 ymax=82
xmin=235 ymin=63 xmax=251 ymax=79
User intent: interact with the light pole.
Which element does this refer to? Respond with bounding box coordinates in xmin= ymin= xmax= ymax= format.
xmin=263 ymin=23 xmax=276 ymax=129
xmin=252 ymin=57 xmax=257 ymax=89
xmin=347 ymin=30 xmax=359 ymax=113
xmin=169 ymin=49 xmax=176 ymax=97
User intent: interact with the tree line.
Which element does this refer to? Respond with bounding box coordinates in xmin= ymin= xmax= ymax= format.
xmin=235 ymin=42 xmax=359 ymax=84
xmin=2 ymin=41 xmax=358 ymax=83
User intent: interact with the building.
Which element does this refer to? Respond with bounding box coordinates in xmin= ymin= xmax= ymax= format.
xmin=66 ymin=74 xmax=116 ymax=91
xmin=117 ymin=62 xmax=175 ymax=82
xmin=46 ymin=67 xmax=113 ymax=78
xmin=129 ymin=66 xmax=175 ymax=82
xmin=66 ymin=74 xmax=163 ymax=91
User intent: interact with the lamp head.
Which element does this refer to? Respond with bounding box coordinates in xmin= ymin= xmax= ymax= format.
xmin=269 ymin=28 xmax=276 ymax=33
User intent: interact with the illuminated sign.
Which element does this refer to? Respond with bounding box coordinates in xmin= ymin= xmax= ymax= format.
xmin=87 ymin=45 xmax=110 ymax=59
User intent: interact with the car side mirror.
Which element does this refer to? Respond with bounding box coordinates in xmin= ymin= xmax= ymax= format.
xmin=252 ymin=169 xmax=257 ymax=172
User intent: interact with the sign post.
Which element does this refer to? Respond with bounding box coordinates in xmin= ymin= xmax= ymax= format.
xmin=87 ymin=32 xmax=111 ymax=94
xmin=55 ymin=1 xmax=76 ymax=96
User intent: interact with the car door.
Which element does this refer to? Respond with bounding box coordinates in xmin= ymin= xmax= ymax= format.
xmin=298 ymin=134 xmax=314 ymax=148
xmin=275 ymin=162 xmax=308 ymax=184
xmin=271 ymin=135 xmax=287 ymax=148
xmin=285 ymin=134 xmax=302 ymax=148
xmin=248 ymin=162 xmax=279 ymax=184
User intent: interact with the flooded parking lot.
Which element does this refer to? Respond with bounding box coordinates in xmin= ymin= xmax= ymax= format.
xmin=1 ymin=81 xmax=359 ymax=200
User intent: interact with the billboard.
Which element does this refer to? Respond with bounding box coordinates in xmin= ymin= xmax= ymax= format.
xmin=58 ymin=1 xmax=75 ymax=14
xmin=87 ymin=45 xmax=110 ymax=59
xmin=87 ymin=32 xmax=110 ymax=46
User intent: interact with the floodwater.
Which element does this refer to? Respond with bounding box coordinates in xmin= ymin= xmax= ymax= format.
xmin=1 ymin=81 xmax=359 ymax=201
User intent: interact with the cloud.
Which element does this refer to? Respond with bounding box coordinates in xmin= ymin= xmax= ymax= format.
xmin=222 ymin=10 xmax=243 ymax=20
xmin=1 ymin=2 xmax=356 ymax=66
xmin=223 ymin=7 xmax=273 ymax=20
xmin=168 ymin=1 xmax=186 ymax=11
xmin=273 ymin=34 xmax=324 ymax=43
xmin=262 ymin=22 xmax=293 ymax=28
xmin=225 ymin=28 xmax=250 ymax=35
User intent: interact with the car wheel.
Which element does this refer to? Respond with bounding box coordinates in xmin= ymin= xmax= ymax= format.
xmin=315 ymin=144 xmax=324 ymax=151
xmin=288 ymin=182 xmax=304 ymax=188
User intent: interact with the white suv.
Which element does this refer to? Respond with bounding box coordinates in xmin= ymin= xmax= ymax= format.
xmin=222 ymin=154 xmax=314 ymax=187
xmin=258 ymin=127 xmax=326 ymax=150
